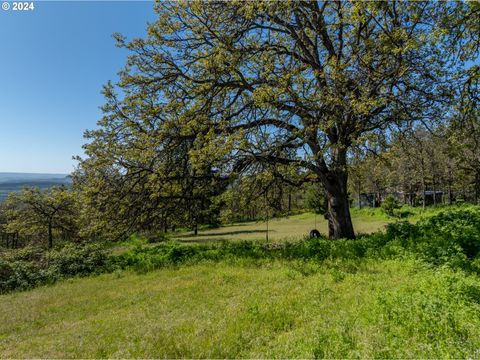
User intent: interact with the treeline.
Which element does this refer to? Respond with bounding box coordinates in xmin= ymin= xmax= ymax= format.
xmin=0 ymin=180 xmax=320 ymax=249
xmin=349 ymin=113 xmax=480 ymax=207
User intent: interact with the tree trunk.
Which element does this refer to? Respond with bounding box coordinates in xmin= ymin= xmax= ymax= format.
xmin=48 ymin=222 xmax=53 ymax=248
xmin=357 ymin=180 xmax=362 ymax=209
xmin=194 ymin=223 xmax=198 ymax=236
xmin=448 ymin=181 xmax=452 ymax=205
xmin=475 ymin=170 xmax=480 ymax=204
xmin=288 ymin=192 xmax=292 ymax=214
xmin=422 ymin=179 xmax=426 ymax=210
xmin=323 ymin=172 xmax=355 ymax=240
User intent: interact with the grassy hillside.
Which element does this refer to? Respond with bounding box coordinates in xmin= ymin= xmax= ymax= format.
xmin=2 ymin=205 xmax=480 ymax=358
xmin=175 ymin=210 xmax=389 ymax=243
xmin=1 ymin=258 xmax=480 ymax=358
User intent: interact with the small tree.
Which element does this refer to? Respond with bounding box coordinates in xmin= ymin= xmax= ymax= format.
xmin=381 ymin=195 xmax=400 ymax=217
xmin=5 ymin=186 xmax=79 ymax=248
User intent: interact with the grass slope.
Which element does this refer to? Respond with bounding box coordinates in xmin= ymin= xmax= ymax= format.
xmin=1 ymin=259 xmax=480 ymax=358
xmin=2 ymin=205 xmax=479 ymax=358
xmin=175 ymin=210 xmax=389 ymax=243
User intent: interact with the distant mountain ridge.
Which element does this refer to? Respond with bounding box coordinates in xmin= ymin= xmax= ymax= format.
xmin=0 ymin=172 xmax=72 ymax=202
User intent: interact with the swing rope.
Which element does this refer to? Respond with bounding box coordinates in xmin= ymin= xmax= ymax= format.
xmin=265 ymin=192 xmax=269 ymax=242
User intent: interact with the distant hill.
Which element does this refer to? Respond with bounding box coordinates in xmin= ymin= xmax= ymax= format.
xmin=0 ymin=173 xmax=72 ymax=202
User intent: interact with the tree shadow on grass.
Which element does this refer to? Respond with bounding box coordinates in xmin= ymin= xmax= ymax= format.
xmin=177 ymin=237 xmax=231 ymax=244
xmin=179 ymin=229 xmax=275 ymax=239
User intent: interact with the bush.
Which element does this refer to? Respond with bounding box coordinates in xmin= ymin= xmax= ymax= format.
xmin=0 ymin=243 xmax=107 ymax=293
xmin=394 ymin=208 xmax=413 ymax=219
xmin=383 ymin=207 xmax=480 ymax=269
xmin=45 ymin=243 xmax=107 ymax=276
xmin=417 ymin=208 xmax=480 ymax=258
xmin=382 ymin=195 xmax=400 ymax=217
xmin=385 ymin=221 xmax=418 ymax=241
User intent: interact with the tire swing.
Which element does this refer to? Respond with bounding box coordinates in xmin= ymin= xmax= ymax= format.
xmin=309 ymin=211 xmax=321 ymax=239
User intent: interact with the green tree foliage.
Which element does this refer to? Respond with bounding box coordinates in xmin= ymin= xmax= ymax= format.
xmin=74 ymin=119 xmax=227 ymax=240
xmin=305 ymin=184 xmax=327 ymax=215
xmin=76 ymin=0 xmax=478 ymax=239
xmin=220 ymin=162 xmax=305 ymax=223
xmin=4 ymin=187 xmax=79 ymax=248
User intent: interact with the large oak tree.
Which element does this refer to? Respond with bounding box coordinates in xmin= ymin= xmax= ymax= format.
xmin=80 ymin=1 xmax=478 ymax=239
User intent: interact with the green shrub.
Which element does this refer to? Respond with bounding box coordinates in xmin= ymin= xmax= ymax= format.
xmin=394 ymin=207 xmax=414 ymax=218
xmin=383 ymin=208 xmax=480 ymax=270
xmin=0 ymin=243 xmax=107 ymax=293
xmin=385 ymin=221 xmax=418 ymax=241
xmin=382 ymin=195 xmax=400 ymax=217
xmin=418 ymin=208 xmax=480 ymax=258
xmin=45 ymin=243 xmax=107 ymax=276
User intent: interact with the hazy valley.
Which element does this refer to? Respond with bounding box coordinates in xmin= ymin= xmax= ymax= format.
xmin=0 ymin=173 xmax=71 ymax=202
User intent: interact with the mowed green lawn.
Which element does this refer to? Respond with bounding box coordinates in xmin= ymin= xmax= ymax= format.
xmin=175 ymin=211 xmax=389 ymax=243
xmin=1 ymin=259 xmax=480 ymax=358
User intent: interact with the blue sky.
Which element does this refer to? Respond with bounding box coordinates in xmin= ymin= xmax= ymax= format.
xmin=0 ymin=1 xmax=157 ymax=174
